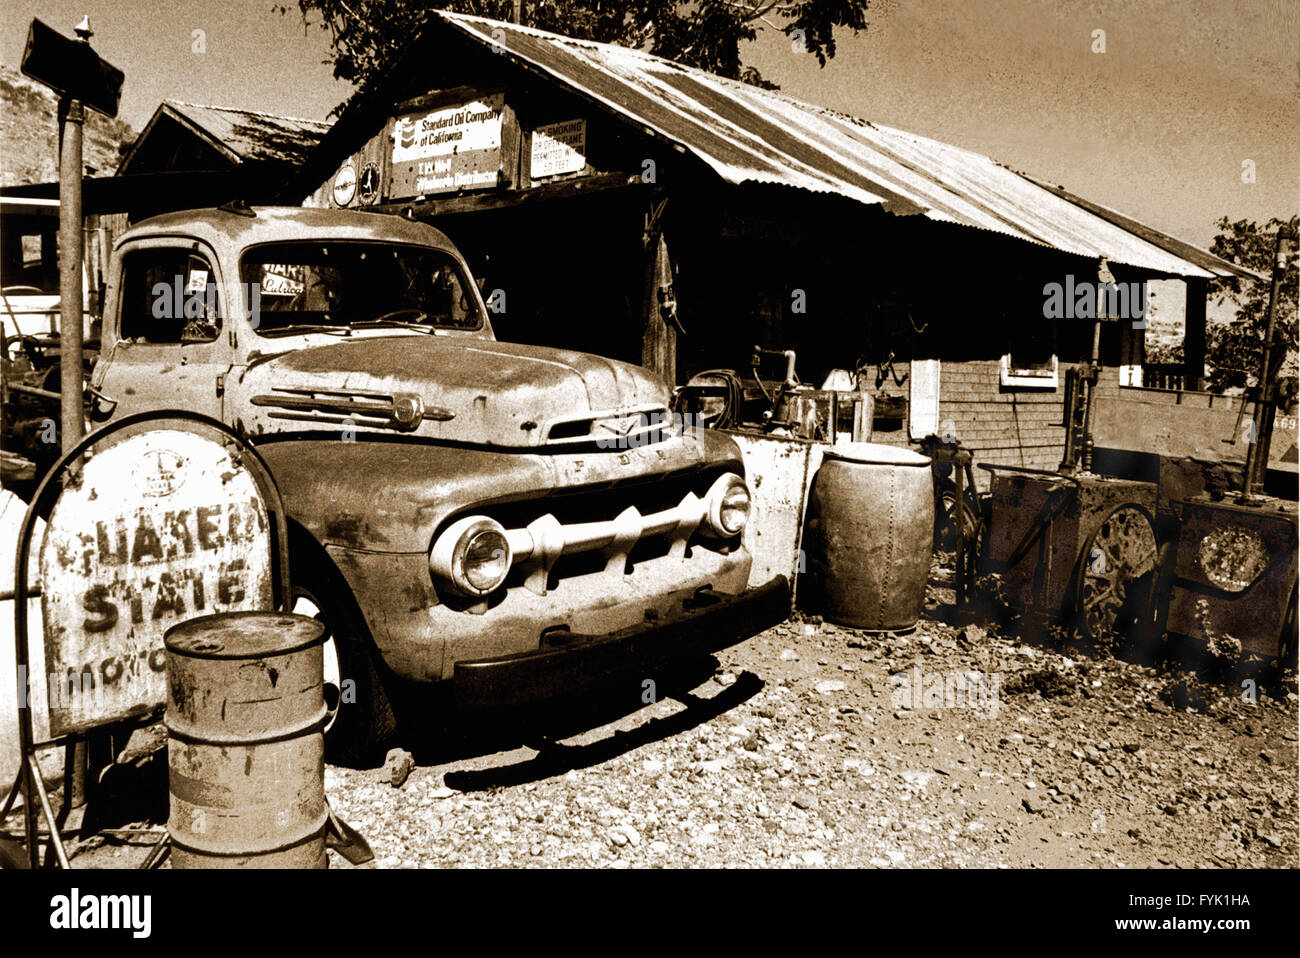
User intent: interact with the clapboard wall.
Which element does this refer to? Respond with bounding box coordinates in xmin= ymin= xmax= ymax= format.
xmin=854 ymin=359 xmax=1125 ymax=489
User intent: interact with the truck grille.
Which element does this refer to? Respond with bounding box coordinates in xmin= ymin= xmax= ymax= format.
xmin=540 ymin=404 xmax=675 ymax=448
xmin=448 ymin=467 xmax=737 ymax=599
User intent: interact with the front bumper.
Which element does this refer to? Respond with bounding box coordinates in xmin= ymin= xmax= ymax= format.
xmin=453 ymin=576 xmax=790 ymax=707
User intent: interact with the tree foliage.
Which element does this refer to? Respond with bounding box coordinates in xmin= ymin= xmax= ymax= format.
xmin=283 ymin=0 xmax=871 ymax=91
xmin=1205 ymin=214 xmax=1298 ymax=395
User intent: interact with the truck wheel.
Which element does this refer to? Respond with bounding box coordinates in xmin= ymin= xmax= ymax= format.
xmin=291 ymin=555 xmax=398 ymax=766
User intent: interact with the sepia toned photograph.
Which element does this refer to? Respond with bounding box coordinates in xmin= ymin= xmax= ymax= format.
xmin=0 ymin=0 xmax=1295 ymax=939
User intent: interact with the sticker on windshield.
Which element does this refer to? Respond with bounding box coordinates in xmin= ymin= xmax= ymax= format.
xmin=261 ymin=264 xmax=306 ymax=297
xmin=185 ymin=269 xmax=209 ymax=294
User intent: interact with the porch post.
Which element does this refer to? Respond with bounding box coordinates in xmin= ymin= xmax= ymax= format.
xmin=1184 ymin=277 xmax=1208 ymax=390
xmin=641 ymin=226 xmax=677 ymax=385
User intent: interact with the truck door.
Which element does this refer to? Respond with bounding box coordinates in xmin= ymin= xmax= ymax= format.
xmin=93 ymin=240 xmax=234 ymax=425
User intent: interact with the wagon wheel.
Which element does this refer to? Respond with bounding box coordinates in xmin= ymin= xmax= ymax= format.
xmin=1075 ymin=504 xmax=1158 ymax=649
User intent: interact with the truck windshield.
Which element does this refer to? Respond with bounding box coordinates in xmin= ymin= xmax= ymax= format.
xmin=239 ymin=242 xmax=483 ymax=335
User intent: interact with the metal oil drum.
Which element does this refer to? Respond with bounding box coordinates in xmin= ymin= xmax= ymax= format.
xmin=164 ymin=612 xmax=328 ymax=868
xmin=804 ymin=442 xmax=934 ymax=631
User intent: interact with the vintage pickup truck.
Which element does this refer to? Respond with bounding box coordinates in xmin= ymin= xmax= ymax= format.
xmin=88 ymin=205 xmax=786 ymax=759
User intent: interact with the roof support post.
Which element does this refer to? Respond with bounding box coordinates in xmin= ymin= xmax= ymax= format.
xmin=1184 ymin=277 xmax=1208 ymax=391
xmin=641 ymin=195 xmax=677 ymax=386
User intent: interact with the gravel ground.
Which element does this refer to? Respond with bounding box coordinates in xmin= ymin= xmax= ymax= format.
xmin=27 ymin=566 xmax=1296 ymax=870
xmin=324 ymin=573 xmax=1299 ymax=870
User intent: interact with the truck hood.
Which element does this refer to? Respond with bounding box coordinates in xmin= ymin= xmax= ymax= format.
xmin=231 ymin=334 xmax=673 ymax=449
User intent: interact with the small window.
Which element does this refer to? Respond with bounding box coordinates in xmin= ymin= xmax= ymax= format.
xmin=1001 ymin=352 xmax=1059 ymax=389
xmin=119 ymin=248 xmax=222 ymax=344
xmin=0 ymin=219 xmax=58 ymax=293
xmin=1001 ymin=325 xmax=1058 ymax=389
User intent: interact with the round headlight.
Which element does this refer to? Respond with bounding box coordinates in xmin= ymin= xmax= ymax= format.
xmin=705 ymin=473 xmax=751 ymax=537
xmin=430 ymin=516 xmax=512 ymax=597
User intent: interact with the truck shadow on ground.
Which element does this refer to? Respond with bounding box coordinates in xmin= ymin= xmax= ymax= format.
xmin=394 ymin=653 xmax=765 ymax=789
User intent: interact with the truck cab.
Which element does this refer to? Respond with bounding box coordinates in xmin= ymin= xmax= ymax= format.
xmin=90 ymin=205 xmax=785 ymax=760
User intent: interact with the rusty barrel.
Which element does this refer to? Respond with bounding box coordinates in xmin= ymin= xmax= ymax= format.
xmin=164 ymin=612 xmax=329 ymax=868
xmin=804 ymin=442 xmax=934 ymax=632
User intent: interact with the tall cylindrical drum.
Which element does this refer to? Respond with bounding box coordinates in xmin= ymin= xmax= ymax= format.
xmin=804 ymin=442 xmax=934 ymax=631
xmin=164 ymin=612 xmax=329 ymax=868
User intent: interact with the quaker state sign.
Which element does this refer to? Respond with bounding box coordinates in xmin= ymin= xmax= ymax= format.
xmin=39 ymin=430 xmax=274 ymax=736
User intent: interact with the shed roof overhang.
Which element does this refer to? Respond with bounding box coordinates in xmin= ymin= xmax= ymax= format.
xmin=286 ymin=11 xmax=1262 ymax=283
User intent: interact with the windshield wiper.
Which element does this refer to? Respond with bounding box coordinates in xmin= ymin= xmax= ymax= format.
xmin=257 ymin=324 xmax=352 ymax=338
xmin=350 ymin=314 xmax=437 ymax=333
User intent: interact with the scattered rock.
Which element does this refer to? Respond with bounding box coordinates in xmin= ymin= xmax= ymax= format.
xmin=381 ymin=748 xmax=416 ymax=788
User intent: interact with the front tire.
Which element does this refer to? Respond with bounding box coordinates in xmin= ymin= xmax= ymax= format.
xmin=291 ymin=552 xmax=398 ymax=766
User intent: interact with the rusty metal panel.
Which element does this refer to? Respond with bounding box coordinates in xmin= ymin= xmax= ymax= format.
xmin=1165 ymin=497 xmax=1298 ymax=658
xmin=727 ymin=431 xmax=821 ymax=596
xmin=1093 ymin=387 xmax=1298 ymax=475
xmin=165 ymin=612 xmax=328 ymax=868
xmin=38 ymin=429 xmax=274 ymax=736
xmin=985 ymin=472 xmax=1157 ymax=616
xmin=429 ymin=13 xmax=1247 ymax=279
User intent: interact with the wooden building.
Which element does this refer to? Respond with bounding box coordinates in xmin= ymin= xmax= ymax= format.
xmin=282 ymin=12 xmax=1263 ymax=482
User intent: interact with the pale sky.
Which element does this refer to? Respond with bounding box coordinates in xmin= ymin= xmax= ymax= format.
xmin=2 ymin=0 xmax=1296 ymax=247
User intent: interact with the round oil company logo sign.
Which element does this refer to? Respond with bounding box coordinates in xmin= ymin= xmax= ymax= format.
xmin=139 ymin=448 xmax=187 ymax=497
xmin=358 ymin=161 xmax=379 ymax=204
xmin=332 ymin=163 xmax=357 ymax=207
xmin=39 ymin=429 xmax=274 ymax=736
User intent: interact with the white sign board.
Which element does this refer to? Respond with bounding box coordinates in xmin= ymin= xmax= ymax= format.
xmin=530 ymin=119 xmax=587 ymax=179
xmin=390 ymin=95 xmax=504 ymax=196
xmin=39 ymin=430 xmax=274 ymax=736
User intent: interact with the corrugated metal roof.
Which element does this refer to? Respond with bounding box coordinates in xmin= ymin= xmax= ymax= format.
xmin=436 ymin=12 xmax=1253 ymax=280
xmin=121 ymin=101 xmax=331 ymax=172
xmin=164 ymin=101 xmax=331 ymax=164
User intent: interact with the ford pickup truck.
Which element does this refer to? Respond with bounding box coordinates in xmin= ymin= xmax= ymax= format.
xmin=88 ymin=205 xmax=786 ymax=760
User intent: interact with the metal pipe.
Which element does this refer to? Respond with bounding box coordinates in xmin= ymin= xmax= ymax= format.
xmin=1079 ymin=320 xmax=1102 ymax=473
xmin=57 ymin=89 xmax=89 ymax=818
xmin=0 ymin=588 xmax=41 ymax=602
xmin=1243 ymin=227 xmax=1296 ymax=495
xmin=57 ymin=96 xmax=84 ymax=456
xmin=27 ymin=755 xmax=70 ymax=868
xmin=7 ymin=383 xmax=63 ymax=401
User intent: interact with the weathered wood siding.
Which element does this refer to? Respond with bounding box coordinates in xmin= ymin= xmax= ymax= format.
xmin=856 ymin=360 xmax=1126 ymax=489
